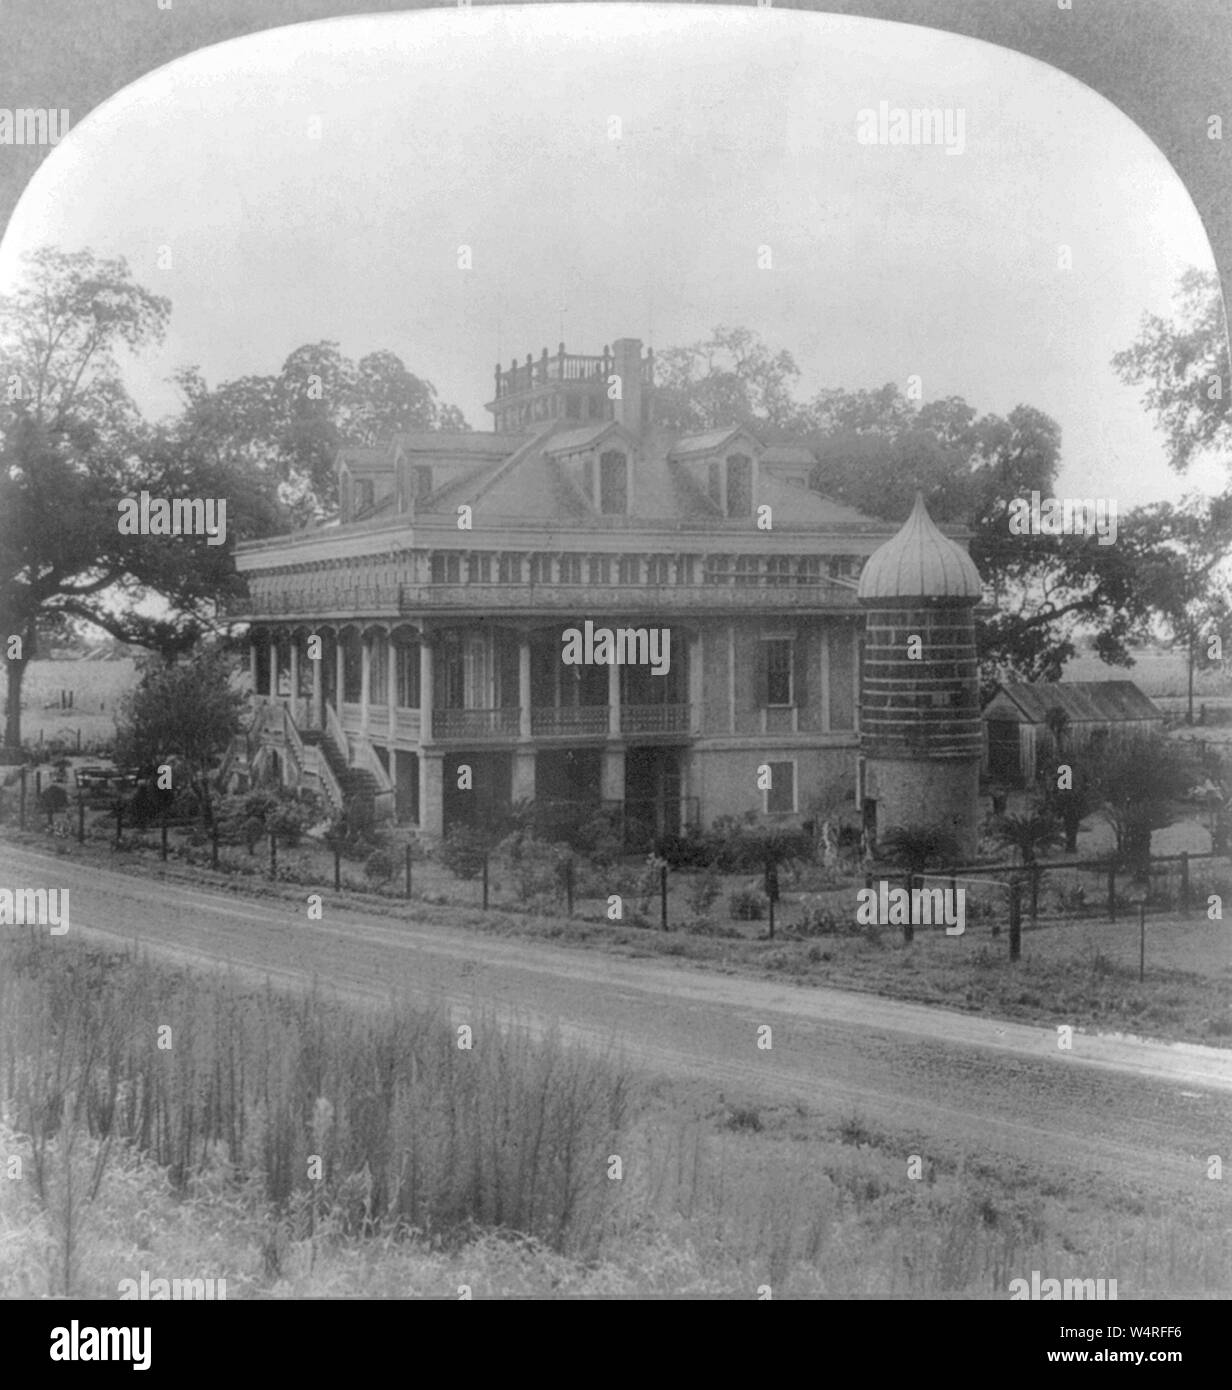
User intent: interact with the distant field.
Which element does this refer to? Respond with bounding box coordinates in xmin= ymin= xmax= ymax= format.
xmin=1062 ymin=649 xmax=1232 ymax=701
xmin=13 ymin=659 xmax=138 ymax=747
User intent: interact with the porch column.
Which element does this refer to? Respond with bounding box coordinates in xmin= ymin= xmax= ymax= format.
xmin=249 ymin=632 xmax=260 ymax=695
xmin=289 ymin=637 xmax=300 ymax=723
xmin=334 ymin=637 xmax=345 ymax=714
xmin=419 ymin=632 xmax=434 ymax=742
xmin=387 ymin=635 xmax=398 ymax=742
xmin=688 ymin=629 xmax=703 ymax=735
xmin=360 ymin=634 xmax=372 ymax=736
xmin=311 ymin=636 xmax=323 ymax=729
xmin=600 ymin=746 xmax=625 ymax=802
xmin=268 ymin=634 xmax=279 ymax=700
xmin=608 ymin=660 xmax=621 ymax=737
xmin=512 ymin=748 xmax=536 ymax=804
xmin=518 ymin=633 xmax=532 ymax=740
xmin=420 ymin=751 xmax=445 ymax=837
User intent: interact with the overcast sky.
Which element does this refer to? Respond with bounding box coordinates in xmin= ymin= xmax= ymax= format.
xmin=0 ymin=3 xmax=1223 ymax=506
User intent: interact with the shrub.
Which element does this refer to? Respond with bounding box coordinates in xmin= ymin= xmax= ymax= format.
xmin=494 ymin=832 xmax=569 ymax=902
xmin=684 ymin=867 xmax=722 ymax=919
xmin=439 ymin=824 xmax=491 ymax=880
xmin=364 ymin=848 xmax=395 ymax=884
xmin=728 ymin=889 xmax=764 ymax=921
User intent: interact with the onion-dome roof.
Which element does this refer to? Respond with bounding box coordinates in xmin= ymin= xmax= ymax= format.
xmin=857 ymin=492 xmax=982 ymax=602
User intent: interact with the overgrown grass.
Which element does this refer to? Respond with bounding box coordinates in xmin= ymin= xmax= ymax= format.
xmin=3 ymin=937 xmax=1230 ymax=1298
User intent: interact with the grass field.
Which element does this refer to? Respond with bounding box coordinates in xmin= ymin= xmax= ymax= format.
xmin=2 ymin=934 xmax=1227 ymax=1299
xmin=11 ymin=659 xmax=138 ymax=749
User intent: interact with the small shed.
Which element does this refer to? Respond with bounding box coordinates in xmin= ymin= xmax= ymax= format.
xmin=982 ymin=681 xmax=1164 ymax=786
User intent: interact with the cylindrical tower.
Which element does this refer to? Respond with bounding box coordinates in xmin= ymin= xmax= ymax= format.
xmin=857 ymin=492 xmax=983 ymax=862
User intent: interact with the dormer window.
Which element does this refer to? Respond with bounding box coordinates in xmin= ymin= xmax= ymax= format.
xmin=599 ymin=450 xmax=628 ymax=514
xmin=414 ymin=466 xmax=433 ymax=500
xmin=726 ymin=454 xmax=753 ymax=516
xmin=354 ymin=478 xmax=374 ymax=513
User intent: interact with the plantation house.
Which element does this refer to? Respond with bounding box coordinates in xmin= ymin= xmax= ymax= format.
xmin=229 ymin=336 xmax=904 ymax=843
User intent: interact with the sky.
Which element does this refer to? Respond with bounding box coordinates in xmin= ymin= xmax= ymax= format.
xmin=0 ymin=3 xmax=1224 ymax=507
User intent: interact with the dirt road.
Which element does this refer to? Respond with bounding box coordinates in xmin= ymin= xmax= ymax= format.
xmin=4 ymin=842 xmax=1230 ymax=1198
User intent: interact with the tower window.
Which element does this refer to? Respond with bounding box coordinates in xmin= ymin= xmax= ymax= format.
xmin=760 ymin=639 xmax=794 ymax=707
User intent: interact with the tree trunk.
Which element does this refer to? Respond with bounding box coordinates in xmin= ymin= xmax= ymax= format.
xmin=4 ymin=653 xmax=28 ymax=754
xmin=1187 ymin=628 xmax=1195 ymax=726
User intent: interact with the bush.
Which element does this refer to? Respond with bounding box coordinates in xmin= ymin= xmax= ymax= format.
xmin=494 ymin=832 xmax=569 ymax=903
xmin=728 ymin=888 xmax=764 ymax=921
xmin=685 ymin=867 xmax=722 ymax=918
xmin=364 ymin=847 xmax=395 ymax=884
xmin=439 ymin=824 xmax=491 ymax=880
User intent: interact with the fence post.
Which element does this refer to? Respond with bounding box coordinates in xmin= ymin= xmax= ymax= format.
xmin=1107 ymin=861 xmax=1116 ymax=922
xmin=35 ymin=769 xmax=42 ymax=799
xmin=565 ymin=857 xmax=574 ymax=917
xmin=333 ymin=846 xmax=341 ymax=890
xmin=482 ymin=853 xmax=489 ymax=910
xmin=1180 ymin=851 xmax=1190 ymax=917
xmin=269 ymin=830 xmax=277 ymax=879
xmin=405 ymin=843 xmax=412 ymax=898
xmin=660 ymin=863 xmax=669 ymax=932
xmin=76 ymin=728 xmax=81 ymax=752
xmin=19 ymin=765 xmax=26 ymax=829
xmin=1029 ymin=863 xmax=1040 ymax=921
xmin=77 ymin=793 xmax=85 ymax=844
xmin=114 ymin=804 xmax=123 ymax=847
xmin=161 ymin=818 xmax=169 ymax=861
xmin=1009 ymin=879 xmax=1022 ymax=962
xmin=1139 ymin=901 xmax=1146 ymax=983
xmin=903 ymin=874 xmax=915 ymax=943
xmin=211 ymin=819 xmax=219 ymax=870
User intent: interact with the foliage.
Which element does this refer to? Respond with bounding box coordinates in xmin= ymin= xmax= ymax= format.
xmin=1089 ymin=734 xmax=1194 ymax=867
xmin=727 ymin=889 xmax=765 ymax=921
xmin=439 ymin=824 xmax=492 ymax=881
xmin=494 ymin=831 xmax=569 ymax=903
xmin=685 ymin=868 xmax=723 ymax=919
xmin=364 ymin=848 xmax=395 ymax=884
xmin=114 ymin=648 xmax=244 ymax=823
xmin=990 ymin=807 xmax=1063 ymax=865
xmin=876 ymin=825 xmax=961 ymax=874
xmin=1111 ymin=267 xmax=1231 ymax=475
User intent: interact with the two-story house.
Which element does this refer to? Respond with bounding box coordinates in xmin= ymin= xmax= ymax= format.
xmin=230 ymin=337 xmax=897 ymax=844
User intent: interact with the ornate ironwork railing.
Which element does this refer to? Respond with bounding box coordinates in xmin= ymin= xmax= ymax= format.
xmin=530 ymin=706 xmax=610 ymax=736
xmin=620 ymin=704 xmax=691 ymax=734
xmin=430 ymin=708 xmax=521 ymax=740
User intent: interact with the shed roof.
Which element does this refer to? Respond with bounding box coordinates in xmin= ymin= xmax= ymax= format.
xmin=983 ymin=681 xmax=1164 ymax=725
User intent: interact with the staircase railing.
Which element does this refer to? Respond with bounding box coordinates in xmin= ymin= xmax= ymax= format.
xmin=284 ymin=704 xmax=344 ymax=817
xmin=325 ymin=703 xmax=349 ymax=765
xmin=351 ymin=735 xmax=394 ymax=795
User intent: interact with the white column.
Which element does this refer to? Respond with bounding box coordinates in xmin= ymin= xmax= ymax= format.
xmin=334 ymin=636 xmax=345 ymax=713
xmin=387 ymin=635 xmax=398 ymax=742
xmin=608 ymin=660 xmax=621 ymax=737
xmin=269 ymin=635 xmax=279 ymax=700
xmin=419 ymin=632 xmax=434 ymax=742
xmin=360 ymin=633 xmax=371 ymax=736
xmin=249 ymin=634 xmax=260 ymax=696
xmin=688 ymin=629 xmax=702 ymax=734
xmin=519 ymin=634 xmax=532 ymax=740
xmin=289 ymin=638 xmax=300 ymax=721
xmin=311 ymin=637 xmax=323 ymax=729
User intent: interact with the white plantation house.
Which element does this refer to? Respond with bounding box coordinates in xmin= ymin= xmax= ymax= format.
xmin=225 ymin=336 xmax=974 ymax=845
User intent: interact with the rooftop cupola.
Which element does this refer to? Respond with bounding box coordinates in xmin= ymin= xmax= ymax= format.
xmin=486 ymin=338 xmax=654 ymax=435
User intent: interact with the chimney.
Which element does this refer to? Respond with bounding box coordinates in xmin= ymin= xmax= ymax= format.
xmin=611 ymin=338 xmax=643 ymax=435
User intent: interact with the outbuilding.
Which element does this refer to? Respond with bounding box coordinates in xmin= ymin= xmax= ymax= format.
xmin=982 ymin=680 xmax=1164 ymax=786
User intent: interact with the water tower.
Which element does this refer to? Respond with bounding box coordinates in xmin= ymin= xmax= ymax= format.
xmin=856 ymin=492 xmax=983 ymax=862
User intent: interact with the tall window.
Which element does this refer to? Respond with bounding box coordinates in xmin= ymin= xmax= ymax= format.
xmin=530 ymin=553 xmax=552 ymax=584
xmin=498 ymin=553 xmax=521 ymax=584
xmin=599 ymin=451 xmax=628 ymax=514
xmin=430 ymin=553 xmax=461 ymax=584
xmin=341 ymin=630 xmax=363 ymax=704
xmin=734 ymin=556 xmax=759 ymax=587
xmin=469 ymin=552 xmax=493 ymax=584
xmin=676 ymin=555 xmax=696 ymax=585
xmin=588 ymin=555 xmax=611 ymax=585
xmin=766 ymin=557 xmax=792 ymax=587
xmin=764 ymin=761 xmax=796 ymax=815
xmin=559 ymin=554 xmax=583 ymax=584
xmin=370 ymin=634 xmax=388 ymax=703
xmin=760 ymin=639 xmax=794 ymax=707
xmin=395 ymin=637 xmax=421 ymax=709
xmin=646 ymin=555 xmax=671 ymax=585
xmin=726 ymin=454 xmax=753 ymax=516
xmin=618 ymin=554 xmax=640 ymax=585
